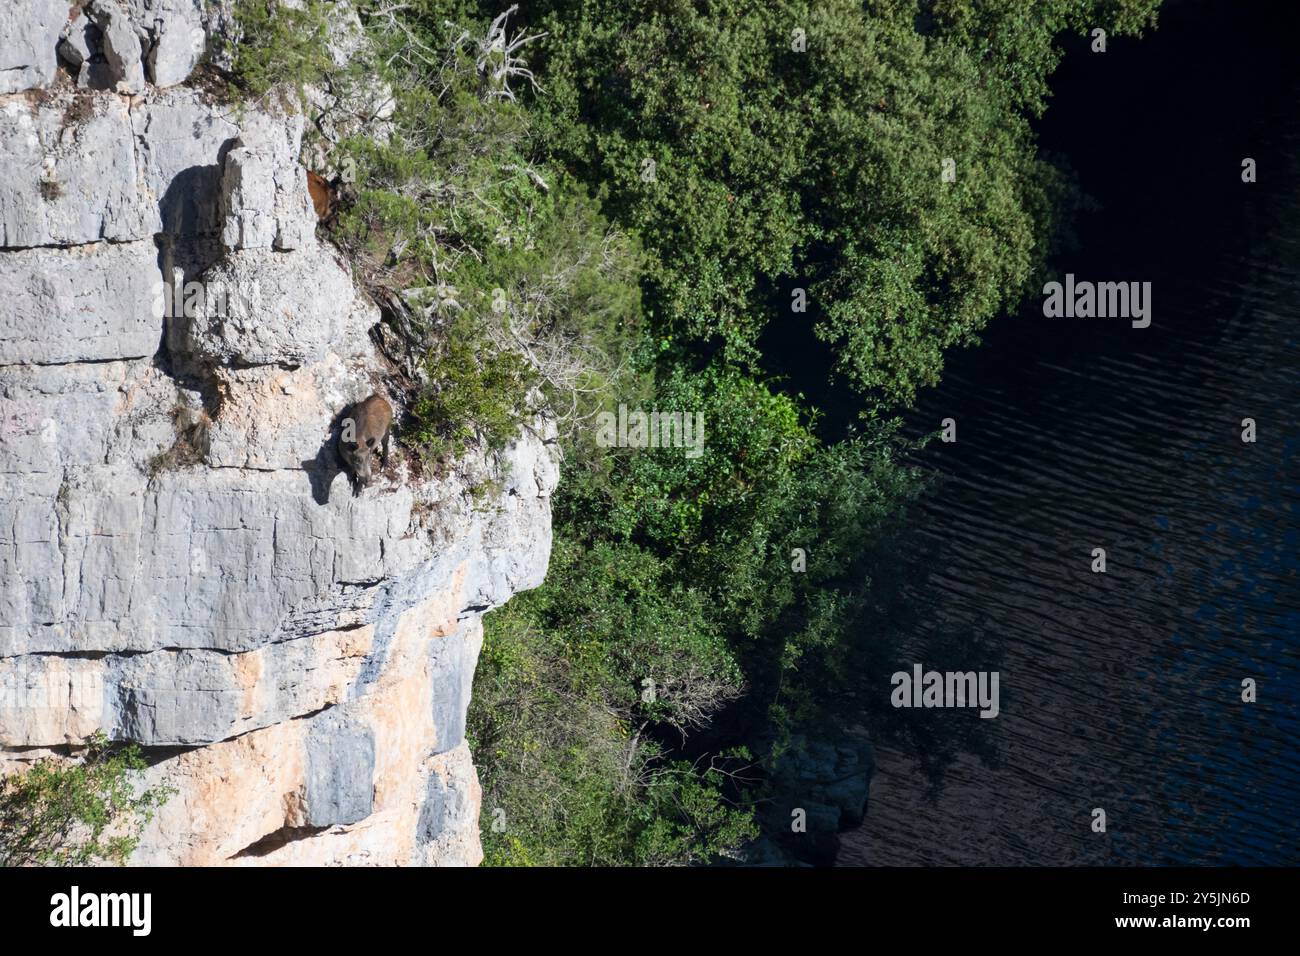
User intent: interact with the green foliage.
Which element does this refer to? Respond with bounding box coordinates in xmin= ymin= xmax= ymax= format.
xmin=461 ymin=0 xmax=1161 ymax=865
xmin=228 ymin=0 xmax=1163 ymax=866
xmin=926 ymin=0 xmax=1161 ymax=114
xmin=566 ymin=365 xmax=921 ymax=708
xmin=328 ymin=6 xmax=642 ymax=456
xmin=0 ymin=732 xmax=174 ymax=867
xmin=471 ymin=569 xmax=756 ymax=866
xmin=229 ymin=0 xmax=334 ymax=101
xmin=504 ymin=0 xmax=1160 ymax=403
xmin=407 ymin=313 xmax=539 ymax=458
xmin=471 ymin=362 xmax=922 ymax=862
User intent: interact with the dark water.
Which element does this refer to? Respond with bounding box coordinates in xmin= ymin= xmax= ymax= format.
xmin=838 ymin=0 xmax=1299 ymax=865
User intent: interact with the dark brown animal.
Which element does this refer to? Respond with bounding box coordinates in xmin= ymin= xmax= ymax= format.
xmin=338 ymin=395 xmax=393 ymax=494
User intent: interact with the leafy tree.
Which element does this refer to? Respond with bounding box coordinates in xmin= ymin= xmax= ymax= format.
xmin=464 ymin=0 xmax=1160 ymax=864
xmin=471 ymin=362 xmax=922 ymax=862
xmin=471 ymin=562 xmax=757 ymax=866
xmin=228 ymin=0 xmax=1164 ymax=866
xmin=507 ymin=0 xmax=1159 ymax=403
xmin=0 ymin=732 xmax=174 ymax=867
xmin=227 ymin=0 xmax=335 ymax=102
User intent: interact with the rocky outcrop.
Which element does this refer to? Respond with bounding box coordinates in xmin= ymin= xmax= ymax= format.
xmin=0 ymin=2 xmax=68 ymax=95
xmin=746 ymin=734 xmax=875 ymax=866
xmin=53 ymin=0 xmax=211 ymax=93
xmin=0 ymin=3 xmax=557 ymax=866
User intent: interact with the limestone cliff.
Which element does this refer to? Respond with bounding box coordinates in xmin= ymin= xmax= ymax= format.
xmin=0 ymin=0 xmax=557 ymax=865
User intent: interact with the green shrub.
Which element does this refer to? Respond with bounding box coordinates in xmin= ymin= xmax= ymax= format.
xmin=328 ymin=7 xmax=642 ymax=458
xmin=471 ymin=361 xmax=923 ymax=863
xmin=229 ymin=0 xmax=334 ymax=102
xmin=0 ymin=732 xmax=174 ymax=867
xmin=471 ymin=559 xmax=757 ymax=866
xmin=407 ymin=313 xmax=539 ymax=459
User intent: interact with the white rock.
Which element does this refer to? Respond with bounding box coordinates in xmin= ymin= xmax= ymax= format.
xmin=218 ymin=146 xmax=280 ymax=250
xmin=0 ymin=0 xmax=68 ymax=94
xmin=183 ymin=246 xmax=352 ymax=366
xmin=0 ymin=94 xmax=147 ymax=248
xmin=0 ymin=2 xmax=552 ymax=868
xmin=58 ymin=11 xmax=98 ymax=70
xmin=132 ymin=91 xmax=240 ymax=237
xmin=128 ymin=0 xmax=207 ymax=88
xmin=87 ymin=0 xmax=146 ymax=95
xmin=0 ymin=241 xmax=163 ymax=363
xmin=217 ymin=145 xmax=319 ymax=251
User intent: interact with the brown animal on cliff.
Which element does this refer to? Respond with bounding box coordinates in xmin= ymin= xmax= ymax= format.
xmin=337 ymin=394 xmax=393 ymax=495
xmin=306 ymin=170 xmax=334 ymax=222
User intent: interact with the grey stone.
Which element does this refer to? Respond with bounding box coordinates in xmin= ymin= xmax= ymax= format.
xmin=0 ymin=360 xmax=170 ymax=475
xmin=417 ymin=767 xmax=471 ymax=845
xmin=87 ymin=0 xmax=146 ymax=95
xmin=132 ymin=92 xmax=240 ymax=238
xmin=0 ymin=615 xmax=379 ymax=747
xmin=752 ymin=732 xmax=876 ymax=864
xmin=0 ymin=0 xmax=68 ymax=95
xmin=0 ymin=454 xmax=487 ymax=657
xmin=58 ymin=13 xmax=99 ymax=70
xmin=218 ymin=147 xmax=279 ymax=250
xmin=59 ymin=13 xmax=115 ymax=92
xmin=77 ymin=60 xmax=120 ymax=93
xmin=128 ymin=0 xmax=207 ymax=88
xmin=128 ymin=93 xmax=309 ymax=245
xmin=197 ymin=0 xmax=238 ymax=73
xmin=305 ymin=709 xmax=375 ymax=826
xmin=218 ymin=145 xmax=317 ymax=252
xmin=0 ymin=95 xmax=148 ymax=248
xmin=183 ymin=247 xmax=352 ymax=367
xmin=115 ymin=650 xmax=243 ymax=745
xmin=0 ymin=2 xmax=562 ymax=865
xmin=429 ymin=624 xmax=479 ymax=754
xmin=0 ymin=241 xmax=163 ymax=363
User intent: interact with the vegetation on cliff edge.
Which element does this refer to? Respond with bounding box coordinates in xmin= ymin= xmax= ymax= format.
xmin=228 ymin=0 xmax=1161 ymax=865
xmin=0 ymin=732 xmax=173 ymax=867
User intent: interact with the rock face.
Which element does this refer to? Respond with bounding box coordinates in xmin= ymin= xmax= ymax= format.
xmin=0 ymin=3 xmax=557 ymax=866
xmin=748 ymin=734 xmax=875 ymax=866
xmin=0 ymin=1 xmax=68 ymax=95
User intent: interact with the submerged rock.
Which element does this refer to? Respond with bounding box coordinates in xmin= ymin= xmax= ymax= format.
xmin=749 ymin=733 xmax=876 ymax=866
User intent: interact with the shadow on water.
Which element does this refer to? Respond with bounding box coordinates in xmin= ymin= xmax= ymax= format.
xmin=838 ymin=0 xmax=1300 ymax=865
